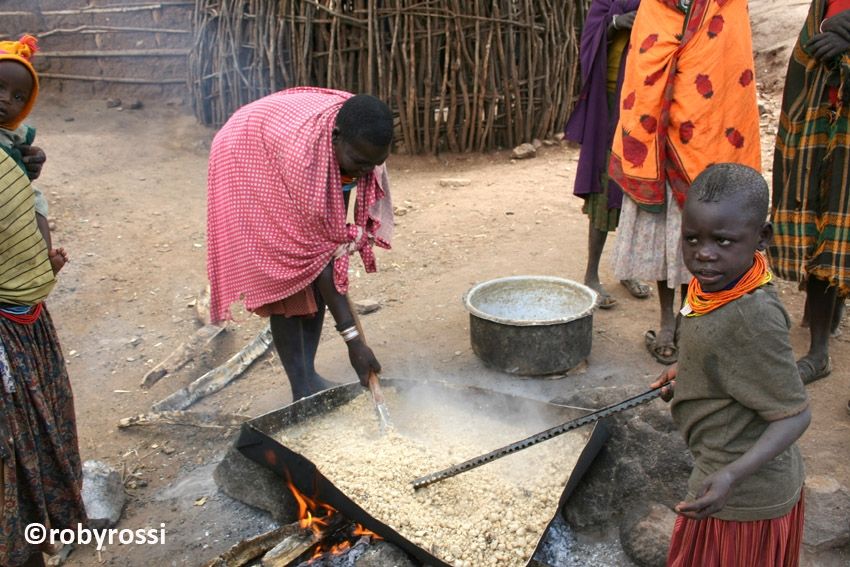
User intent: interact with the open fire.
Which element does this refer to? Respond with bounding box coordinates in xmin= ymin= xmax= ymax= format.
xmin=286 ymin=477 xmax=383 ymax=565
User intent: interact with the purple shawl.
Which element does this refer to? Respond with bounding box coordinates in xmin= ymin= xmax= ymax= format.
xmin=565 ymin=0 xmax=641 ymax=208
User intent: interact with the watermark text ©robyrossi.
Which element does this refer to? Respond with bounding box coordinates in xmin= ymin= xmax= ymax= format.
xmin=25 ymin=522 xmax=166 ymax=551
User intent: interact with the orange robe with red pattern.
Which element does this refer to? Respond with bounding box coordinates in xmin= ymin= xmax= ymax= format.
xmin=609 ymin=0 xmax=761 ymax=211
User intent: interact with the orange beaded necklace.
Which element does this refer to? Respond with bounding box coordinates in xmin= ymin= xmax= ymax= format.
xmin=682 ymin=252 xmax=772 ymax=317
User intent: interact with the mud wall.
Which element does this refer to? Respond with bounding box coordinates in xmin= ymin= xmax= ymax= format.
xmin=0 ymin=1 xmax=194 ymax=102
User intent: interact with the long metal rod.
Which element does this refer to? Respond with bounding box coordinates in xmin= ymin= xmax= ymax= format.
xmin=412 ymin=386 xmax=664 ymax=490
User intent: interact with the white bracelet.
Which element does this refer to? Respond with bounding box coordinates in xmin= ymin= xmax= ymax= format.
xmin=612 ymin=14 xmax=618 ymax=30
xmin=339 ymin=326 xmax=360 ymax=342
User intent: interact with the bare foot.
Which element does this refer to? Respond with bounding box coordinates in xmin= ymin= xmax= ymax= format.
xmin=48 ymin=247 xmax=68 ymax=274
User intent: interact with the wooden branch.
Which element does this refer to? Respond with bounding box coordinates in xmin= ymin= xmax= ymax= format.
xmin=202 ymin=523 xmax=314 ymax=567
xmin=151 ymin=325 xmax=273 ymax=412
xmin=39 ymin=73 xmax=186 ymax=84
xmin=39 ymin=49 xmax=190 ymax=58
xmin=39 ymin=26 xmax=191 ymax=38
xmin=117 ymin=410 xmax=249 ymax=429
xmin=140 ymin=323 xmax=225 ymax=389
xmin=302 ymin=0 xmax=366 ymax=27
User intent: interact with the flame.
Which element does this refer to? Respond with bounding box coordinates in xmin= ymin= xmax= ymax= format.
xmin=284 ymin=477 xmax=382 ymax=562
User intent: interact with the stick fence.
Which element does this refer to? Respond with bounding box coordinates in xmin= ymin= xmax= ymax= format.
xmin=190 ymin=0 xmax=591 ymax=153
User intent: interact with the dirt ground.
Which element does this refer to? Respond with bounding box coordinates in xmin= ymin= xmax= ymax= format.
xmin=22 ymin=1 xmax=849 ymax=565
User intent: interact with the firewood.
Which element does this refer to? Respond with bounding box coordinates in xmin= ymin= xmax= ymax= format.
xmin=202 ymin=523 xmax=312 ymax=567
xmin=151 ymin=325 xmax=273 ymax=412
xmin=117 ymin=410 xmax=249 ymax=429
xmin=140 ymin=323 xmax=225 ymax=389
xmin=260 ymin=530 xmax=319 ymax=566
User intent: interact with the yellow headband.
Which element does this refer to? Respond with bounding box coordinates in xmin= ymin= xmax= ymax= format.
xmin=0 ymin=34 xmax=39 ymax=130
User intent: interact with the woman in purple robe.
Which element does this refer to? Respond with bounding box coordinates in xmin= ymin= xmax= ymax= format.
xmin=565 ymin=0 xmax=648 ymax=308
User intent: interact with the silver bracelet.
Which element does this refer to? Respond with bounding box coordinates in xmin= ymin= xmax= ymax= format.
xmin=339 ymin=326 xmax=360 ymax=342
xmin=612 ymin=14 xmax=618 ymax=30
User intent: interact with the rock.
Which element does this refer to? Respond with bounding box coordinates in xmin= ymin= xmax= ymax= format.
xmin=803 ymin=475 xmax=850 ymax=551
xmin=213 ymin=445 xmax=297 ymax=524
xmin=46 ymin=544 xmax=74 ymax=566
xmin=554 ymin=132 xmax=566 ymax=142
xmin=620 ymin=502 xmax=676 ymax=567
xmin=555 ymin=387 xmax=691 ymax=529
xmin=81 ymin=460 xmax=126 ymax=529
xmin=127 ymin=99 xmax=143 ymax=110
xmin=532 ymin=138 xmax=543 ymax=149
xmin=438 ymin=178 xmax=471 ymax=188
xmin=354 ymin=541 xmax=417 ymax=566
xmin=354 ymin=299 xmax=381 ymax=315
xmin=106 ymin=98 xmax=122 ymax=109
xmin=511 ymin=143 xmax=537 ymax=159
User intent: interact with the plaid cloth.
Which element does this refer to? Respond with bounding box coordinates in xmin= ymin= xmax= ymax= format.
xmin=769 ymin=0 xmax=850 ymax=296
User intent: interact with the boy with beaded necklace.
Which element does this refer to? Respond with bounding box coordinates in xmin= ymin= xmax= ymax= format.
xmin=652 ymin=164 xmax=811 ymax=566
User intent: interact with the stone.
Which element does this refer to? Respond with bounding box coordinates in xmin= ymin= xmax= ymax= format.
xmin=354 ymin=299 xmax=381 ymax=315
xmin=511 ymin=143 xmax=537 ymax=160
xmin=105 ymin=98 xmax=121 ymax=109
xmin=532 ymin=138 xmax=543 ymax=149
xmin=438 ymin=178 xmax=471 ymax=188
xmin=81 ymin=460 xmax=126 ymax=529
xmin=354 ymin=541 xmax=417 ymax=566
xmin=213 ymin=445 xmax=297 ymax=524
xmin=620 ymin=502 xmax=676 ymax=567
xmin=127 ymin=99 xmax=144 ymax=110
xmin=554 ymin=387 xmax=691 ymax=529
xmin=803 ymin=475 xmax=850 ymax=551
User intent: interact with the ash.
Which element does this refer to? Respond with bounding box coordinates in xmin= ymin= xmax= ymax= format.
xmin=295 ymin=536 xmax=371 ymax=567
xmin=533 ymin=516 xmax=636 ymax=567
xmin=532 ymin=516 xmax=573 ymax=566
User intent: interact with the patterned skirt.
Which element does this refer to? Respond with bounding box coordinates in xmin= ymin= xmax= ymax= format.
xmin=667 ymin=492 xmax=804 ymax=567
xmin=0 ymin=306 xmax=86 ymax=566
xmin=611 ymin=186 xmax=692 ymax=287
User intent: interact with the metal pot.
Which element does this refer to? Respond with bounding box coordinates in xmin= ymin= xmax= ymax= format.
xmin=464 ymin=276 xmax=598 ymax=376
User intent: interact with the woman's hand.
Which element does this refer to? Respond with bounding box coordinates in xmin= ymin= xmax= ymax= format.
xmin=347 ymin=337 xmax=381 ymax=386
xmin=822 ymin=11 xmax=850 ymax=42
xmin=650 ymin=363 xmax=677 ymax=402
xmin=615 ymin=11 xmax=638 ymax=30
xmin=19 ymin=144 xmax=46 ymax=180
xmin=675 ymin=468 xmax=735 ymax=519
xmin=807 ymin=31 xmax=850 ymax=61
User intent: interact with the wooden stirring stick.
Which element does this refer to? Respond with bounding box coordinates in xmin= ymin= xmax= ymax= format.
xmin=346 ymin=297 xmax=392 ymax=432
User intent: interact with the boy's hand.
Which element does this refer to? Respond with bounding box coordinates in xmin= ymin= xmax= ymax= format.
xmin=675 ymin=468 xmax=735 ymax=519
xmin=48 ymin=247 xmax=68 ymax=275
xmin=650 ymin=363 xmax=677 ymax=402
xmin=19 ymin=145 xmax=46 ymax=180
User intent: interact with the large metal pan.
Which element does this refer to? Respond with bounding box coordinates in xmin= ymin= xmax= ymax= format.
xmin=234 ymin=379 xmax=610 ymax=566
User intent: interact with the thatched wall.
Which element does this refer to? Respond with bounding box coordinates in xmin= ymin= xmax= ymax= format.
xmin=191 ymin=1 xmax=591 ymax=153
xmin=0 ymin=1 xmax=194 ymax=100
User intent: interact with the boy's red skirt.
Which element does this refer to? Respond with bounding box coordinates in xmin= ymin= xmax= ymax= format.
xmin=667 ymin=492 xmax=804 ymax=567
